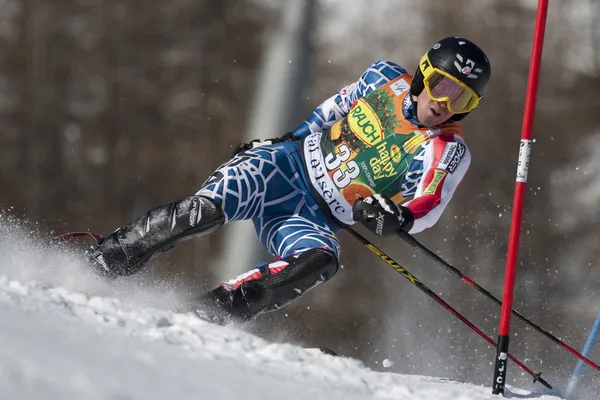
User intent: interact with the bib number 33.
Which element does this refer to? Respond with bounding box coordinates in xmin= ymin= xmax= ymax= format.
xmin=324 ymin=144 xmax=360 ymax=189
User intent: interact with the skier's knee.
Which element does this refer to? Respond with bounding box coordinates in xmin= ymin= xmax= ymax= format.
xmin=279 ymin=247 xmax=339 ymax=285
xmin=88 ymin=195 xmax=224 ymax=278
xmin=237 ymin=247 xmax=338 ymax=293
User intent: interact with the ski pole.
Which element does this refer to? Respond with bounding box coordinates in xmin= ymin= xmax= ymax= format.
xmin=345 ymin=228 xmax=552 ymax=390
xmin=397 ymin=231 xmax=600 ymax=373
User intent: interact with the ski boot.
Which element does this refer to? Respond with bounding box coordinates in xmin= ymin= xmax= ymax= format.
xmin=57 ymin=195 xmax=225 ymax=278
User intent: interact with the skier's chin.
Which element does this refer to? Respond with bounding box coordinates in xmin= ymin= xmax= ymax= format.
xmin=418 ymin=110 xmax=441 ymax=127
xmin=417 ymin=105 xmax=453 ymax=127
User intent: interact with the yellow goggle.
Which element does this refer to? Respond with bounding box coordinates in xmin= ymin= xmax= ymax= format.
xmin=419 ymin=53 xmax=481 ymax=114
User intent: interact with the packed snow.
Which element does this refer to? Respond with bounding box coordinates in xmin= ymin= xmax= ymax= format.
xmin=0 ymin=219 xmax=567 ymax=399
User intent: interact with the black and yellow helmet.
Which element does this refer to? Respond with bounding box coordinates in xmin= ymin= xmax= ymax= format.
xmin=410 ymin=37 xmax=491 ymax=120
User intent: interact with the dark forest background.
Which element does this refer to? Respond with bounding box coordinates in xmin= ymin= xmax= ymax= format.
xmin=0 ymin=0 xmax=599 ymax=393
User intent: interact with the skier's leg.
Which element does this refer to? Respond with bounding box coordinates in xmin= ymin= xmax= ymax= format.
xmin=197 ymin=145 xmax=308 ymax=223
xmin=87 ymin=143 xmax=316 ymax=279
xmin=192 ymin=213 xmax=340 ymax=324
xmin=87 ymin=145 xmax=296 ymax=278
xmin=196 ymin=246 xmax=338 ymax=323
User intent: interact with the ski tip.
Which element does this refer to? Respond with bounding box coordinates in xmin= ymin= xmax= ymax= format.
xmin=317 ymin=347 xmax=338 ymax=356
xmin=304 ymin=347 xmax=338 ymax=356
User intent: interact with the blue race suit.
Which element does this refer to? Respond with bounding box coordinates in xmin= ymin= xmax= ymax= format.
xmin=197 ymin=142 xmax=340 ymax=260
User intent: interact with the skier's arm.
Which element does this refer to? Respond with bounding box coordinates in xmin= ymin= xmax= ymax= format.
xmin=232 ymin=61 xmax=406 ymax=156
xmin=291 ymin=60 xmax=408 ymax=139
xmin=403 ymin=135 xmax=471 ymax=234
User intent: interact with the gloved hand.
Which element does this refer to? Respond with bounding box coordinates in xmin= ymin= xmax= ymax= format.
xmin=232 ymin=132 xmax=299 ymax=157
xmin=352 ymin=194 xmax=414 ymax=236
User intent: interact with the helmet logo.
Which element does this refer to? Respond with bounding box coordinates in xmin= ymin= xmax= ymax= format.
xmin=454 ymin=54 xmax=482 ymax=79
xmin=421 ymin=58 xmax=431 ymax=71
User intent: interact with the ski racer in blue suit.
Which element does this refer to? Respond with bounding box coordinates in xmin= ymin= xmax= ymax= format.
xmin=83 ymin=37 xmax=491 ymax=324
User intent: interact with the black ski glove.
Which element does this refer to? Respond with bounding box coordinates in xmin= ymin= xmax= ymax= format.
xmin=232 ymin=132 xmax=299 ymax=157
xmin=352 ymin=194 xmax=414 ymax=236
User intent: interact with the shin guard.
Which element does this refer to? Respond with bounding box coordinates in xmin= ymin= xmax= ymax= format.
xmin=193 ymin=247 xmax=339 ymax=323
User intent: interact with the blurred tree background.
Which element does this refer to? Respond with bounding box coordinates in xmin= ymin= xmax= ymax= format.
xmin=0 ymin=0 xmax=599 ymax=394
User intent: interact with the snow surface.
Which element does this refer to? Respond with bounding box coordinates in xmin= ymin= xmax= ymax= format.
xmin=0 ymin=220 xmax=566 ymax=400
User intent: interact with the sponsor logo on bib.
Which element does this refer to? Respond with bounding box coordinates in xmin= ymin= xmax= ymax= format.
xmin=348 ymin=99 xmax=384 ymax=147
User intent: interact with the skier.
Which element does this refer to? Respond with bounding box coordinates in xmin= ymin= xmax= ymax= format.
xmin=78 ymin=36 xmax=491 ymax=324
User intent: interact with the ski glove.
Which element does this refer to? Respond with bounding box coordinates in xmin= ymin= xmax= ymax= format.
xmin=352 ymin=194 xmax=414 ymax=236
xmin=232 ymin=132 xmax=299 ymax=158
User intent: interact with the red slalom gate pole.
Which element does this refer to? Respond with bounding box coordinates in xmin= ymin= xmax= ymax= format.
xmin=492 ymin=0 xmax=550 ymax=395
